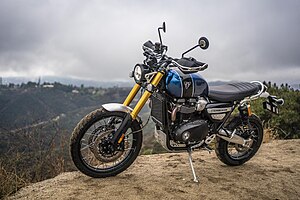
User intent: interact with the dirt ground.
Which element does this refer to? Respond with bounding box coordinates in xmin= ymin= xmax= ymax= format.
xmin=8 ymin=139 xmax=300 ymax=200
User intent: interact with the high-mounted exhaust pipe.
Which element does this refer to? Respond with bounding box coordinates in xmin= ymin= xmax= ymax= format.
xmin=217 ymin=129 xmax=251 ymax=146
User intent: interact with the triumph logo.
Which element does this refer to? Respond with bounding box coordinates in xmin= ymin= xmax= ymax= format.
xmin=184 ymin=81 xmax=191 ymax=89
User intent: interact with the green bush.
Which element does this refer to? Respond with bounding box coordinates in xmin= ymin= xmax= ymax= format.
xmin=251 ymin=82 xmax=300 ymax=139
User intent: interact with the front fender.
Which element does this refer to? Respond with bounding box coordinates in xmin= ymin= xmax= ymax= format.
xmin=102 ymin=103 xmax=142 ymax=123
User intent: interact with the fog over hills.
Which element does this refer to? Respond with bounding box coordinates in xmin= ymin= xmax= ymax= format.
xmin=0 ymin=75 xmax=255 ymax=88
xmin=2 ymin=76 xmax=299 ymax=90
xmin=1 ymin=76 xmax=134 ymax=88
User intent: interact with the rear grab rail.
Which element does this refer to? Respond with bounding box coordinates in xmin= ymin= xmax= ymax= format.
xmin=241 ymin=81 xmax=284 ymax=105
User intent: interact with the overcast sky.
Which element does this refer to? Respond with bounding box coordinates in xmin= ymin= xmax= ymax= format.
xmin=0 ymin=0 xmax=299 ymax=84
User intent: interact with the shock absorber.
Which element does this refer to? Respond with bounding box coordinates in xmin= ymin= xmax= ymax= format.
xmin=238 ymin=103 xmax=251 ymax=119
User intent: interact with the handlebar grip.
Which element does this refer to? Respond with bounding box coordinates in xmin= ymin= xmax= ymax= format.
xmin=201 ymin=64 xmax=208 ymax=70
xmin=143 ymin=40 xmax=155 ymax=50
xmin=194 ymin=60 xmax=208 ymax=71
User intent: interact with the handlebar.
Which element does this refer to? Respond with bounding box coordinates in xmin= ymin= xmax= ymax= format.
xmin=142 ymin=41 xmax=208 ymax=73
xmin=143 ymin=40 xmax=167 ymax=55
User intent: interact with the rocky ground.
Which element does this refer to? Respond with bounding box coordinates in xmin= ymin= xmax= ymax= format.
xmin=8 ymin=139 xmax=300 ymax=200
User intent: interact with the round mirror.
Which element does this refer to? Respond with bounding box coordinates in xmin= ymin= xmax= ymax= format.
xmin=198 ymin=37 xmax=209 ymax=50
xmin=162 ymin=22 xmax=166 ymax=33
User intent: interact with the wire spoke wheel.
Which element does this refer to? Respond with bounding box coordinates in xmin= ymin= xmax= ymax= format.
xmin=70 ymin=108 xmax=142 ymax=178
xmin=215 ymin=115 xmax=263 ymax=166
xmin=79 ymin=116 xmax=133 ymax=170
xmin=226 ymin=125 xmax=258 ymax=160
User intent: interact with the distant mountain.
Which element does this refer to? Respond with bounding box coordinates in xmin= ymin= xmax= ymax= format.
xmin=1 ymin=76 xmax=134 ymax=88
xmin=291 ymin=83 xmax=300 ymax=91
xmin=1 ymin=76 xmax=232 ymax=88
xmin=0 ymin=84 xmax=130 ymax=130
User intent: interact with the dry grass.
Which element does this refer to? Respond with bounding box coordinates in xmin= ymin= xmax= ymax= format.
xmin=0 ymin=162 xmax=27 ymax=198
xmin=0 ymin=122 xmax=72 ymax=199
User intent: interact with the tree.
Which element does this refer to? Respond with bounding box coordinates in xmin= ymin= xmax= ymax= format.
xmin=252 ymin=82 xmax=300 ymax=139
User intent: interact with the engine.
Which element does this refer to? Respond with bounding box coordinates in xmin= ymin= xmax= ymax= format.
xmin=170 ymin=97 xmax=209 ymax=143
xmin=153 ymin=67 xmax=210 ymax=144
xmin=173 ymin=119 xmax=208 ymax=142
xmin=151 ymin=91 xmax=209 ymax=149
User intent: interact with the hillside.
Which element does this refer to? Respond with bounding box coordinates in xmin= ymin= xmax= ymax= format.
xmin=1 ymin=81 xmax=299 ymax=198
xmin=0 ymin=83 xmax=130 ymax=130
xmin=8 ymin=139 xmax=300 ymax=200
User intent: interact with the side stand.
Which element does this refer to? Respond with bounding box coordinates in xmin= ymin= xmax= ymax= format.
xmin=187 ymin=147 xmax=199 ymax=183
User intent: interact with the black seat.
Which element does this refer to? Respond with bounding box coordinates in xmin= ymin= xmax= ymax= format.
xmin=208 ymin=82 xmax=260 ymax=102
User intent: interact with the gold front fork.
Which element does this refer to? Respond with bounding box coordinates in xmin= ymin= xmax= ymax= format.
xmin=130 ymin=72 xmax=164 ymax=119
xmin=115 ymin=72 xmax=164 ymax=144
xmin=123 ymin=83 xmax=141 ymax=106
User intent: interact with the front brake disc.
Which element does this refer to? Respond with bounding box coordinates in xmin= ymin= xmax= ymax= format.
xmin=89 ymin=130 xmax=124 ymax=163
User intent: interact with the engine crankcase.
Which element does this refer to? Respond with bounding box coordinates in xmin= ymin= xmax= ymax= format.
xmin=174 ymin=119 xmax=208 ymax=142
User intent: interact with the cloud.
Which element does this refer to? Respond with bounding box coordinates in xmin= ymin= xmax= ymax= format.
xmin=0 ymin=0 xmax=299 ymax=83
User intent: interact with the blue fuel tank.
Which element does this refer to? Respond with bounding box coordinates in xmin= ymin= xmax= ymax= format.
xmin=165 ymin=68 xmax=208 ymax=98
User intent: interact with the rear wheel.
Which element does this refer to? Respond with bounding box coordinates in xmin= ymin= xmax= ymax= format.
xmin=215 ymin=115 xmax=263 ymax=166
xmin=70 ymin=108 xmax=142 ymax=177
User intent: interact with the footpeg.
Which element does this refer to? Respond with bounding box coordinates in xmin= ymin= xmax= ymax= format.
xmin=187 ymin=147 xmax=199 ymax=183
xmin=203 ymin=145 xmax=213 ymax=154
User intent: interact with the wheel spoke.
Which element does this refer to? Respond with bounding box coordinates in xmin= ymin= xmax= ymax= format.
xmin=226 ymin=121 xmax=261 ymax=160
xmin=124 ymin=147 xmax=135 ymax=151
xmin=77 ymin=115 xmax=137 ymax=171
xmin=80 ymin=145 xmax=90 ymax=151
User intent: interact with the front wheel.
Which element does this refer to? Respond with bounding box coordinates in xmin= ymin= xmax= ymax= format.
xmin=70 ymin=108 xmax=142 ymax=178
xmin=215 ymin=114 xmax=263 ymax=166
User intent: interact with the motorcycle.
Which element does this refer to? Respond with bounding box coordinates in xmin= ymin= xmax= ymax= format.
xmin=70 ymin=22 xmax=284 ymax=182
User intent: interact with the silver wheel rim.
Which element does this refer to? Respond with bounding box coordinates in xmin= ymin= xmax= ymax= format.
xmin=227 ymin=123 xmax=259 ymax=160
xmin=79 ymin=116 xmax=135 ymax=171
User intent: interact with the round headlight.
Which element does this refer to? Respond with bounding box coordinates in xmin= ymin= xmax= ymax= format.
xmin=133 ymin=65 xmax=143 ymax=82
xmin=132 ymin=64 xmax=151 ymax=83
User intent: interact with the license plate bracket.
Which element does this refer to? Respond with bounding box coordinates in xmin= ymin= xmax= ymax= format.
xmin=263 ymin=101 xmax=279 ymax=115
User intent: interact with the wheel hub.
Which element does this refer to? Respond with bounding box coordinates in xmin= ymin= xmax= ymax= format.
xmin=89 ymin=129 xmax=123 ymax=163
xmin=99 ymin=139 xmax=115 ymax=155
xmin=234 ymin=129 xmax=254 ymax=151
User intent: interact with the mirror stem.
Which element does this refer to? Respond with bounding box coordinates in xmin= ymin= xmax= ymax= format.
xmin=158 ymin=27 xmax=163 ymax=45
xmin=181 ymin=45 xmax=199 ymax=58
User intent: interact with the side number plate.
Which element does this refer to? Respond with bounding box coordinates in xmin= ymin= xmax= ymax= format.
xmin=263 ymin=101 xmax=279 ymax=115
